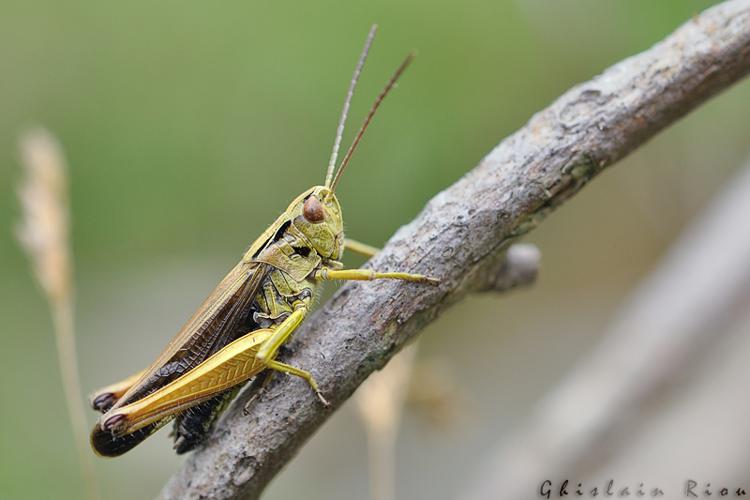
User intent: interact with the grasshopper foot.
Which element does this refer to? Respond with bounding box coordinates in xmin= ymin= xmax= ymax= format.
xmin=418 ymin=275 xmax=440 ymax=286
xmin=316 ymin=390 xmax=331 ymax=407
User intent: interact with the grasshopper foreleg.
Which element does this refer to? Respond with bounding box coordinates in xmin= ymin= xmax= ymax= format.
xmin=314 ymin=267 xmax=439 ymax=285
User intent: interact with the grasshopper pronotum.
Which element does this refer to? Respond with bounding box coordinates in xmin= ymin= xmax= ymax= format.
xmin=89 ymin=25 xmax=438 ymax=457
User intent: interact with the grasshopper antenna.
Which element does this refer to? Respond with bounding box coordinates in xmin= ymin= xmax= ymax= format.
xmin=325 ymin=25 xmax=378 ymax=188
xmin=331 ymin=50 xmax=416 ymax=192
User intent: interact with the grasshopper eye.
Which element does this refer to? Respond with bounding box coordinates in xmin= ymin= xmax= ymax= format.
xmin=303 ymin=196 xmax=325 ymax=223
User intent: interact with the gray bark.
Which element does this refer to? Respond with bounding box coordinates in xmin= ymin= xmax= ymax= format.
xmin=161 ymin=1 xmax=750 ymax=498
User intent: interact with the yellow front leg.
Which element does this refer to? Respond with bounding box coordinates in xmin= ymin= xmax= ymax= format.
xmin=314 ymin=267 xmax=439 ymax=285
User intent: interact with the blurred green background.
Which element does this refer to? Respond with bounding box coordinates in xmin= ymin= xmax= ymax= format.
xmin=1 ymin=1 xmax=748 ymax=499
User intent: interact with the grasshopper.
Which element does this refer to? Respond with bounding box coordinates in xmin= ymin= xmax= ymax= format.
xmin=89 ymin=25 xmax=438 ymax=457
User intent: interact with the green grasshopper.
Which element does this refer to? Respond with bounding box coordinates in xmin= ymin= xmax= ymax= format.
xmin=89 ymin=25 xmax=438 ymax=457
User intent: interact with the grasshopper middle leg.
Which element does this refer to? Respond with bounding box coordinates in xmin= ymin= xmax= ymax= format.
xmin=314 ymin=267 xmax=439 ymax=285
xmin=255 ymin=303 xmax=329 ymax=405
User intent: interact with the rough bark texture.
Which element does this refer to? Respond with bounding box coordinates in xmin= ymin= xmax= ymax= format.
xmin=162 ymin=2 xmax=750 ymax=498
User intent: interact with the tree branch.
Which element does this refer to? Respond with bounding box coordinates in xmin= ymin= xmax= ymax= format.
xmin=162 ymin=2 xmax=750 ymax=498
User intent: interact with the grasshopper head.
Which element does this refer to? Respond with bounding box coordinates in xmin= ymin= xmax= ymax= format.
xmin=291 ymin=185 xmax=344 ymax=260
xmin=291 ymin=26 xmax=412 ymax=262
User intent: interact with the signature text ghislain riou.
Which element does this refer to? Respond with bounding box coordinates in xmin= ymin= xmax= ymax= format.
xmin=540 ymin=479 xmax=748 ymax=498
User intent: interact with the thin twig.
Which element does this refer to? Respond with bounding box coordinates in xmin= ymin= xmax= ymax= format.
xmin=17 ymin=129 xmax=101 ymax=500
xmin=474 ymin=244 xmax=541 ymax=293
xmin=162 ymin=2 xmax=750 ymax=498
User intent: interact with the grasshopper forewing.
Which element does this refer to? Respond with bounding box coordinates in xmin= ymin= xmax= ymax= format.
xmin=90 ymin=24 xmax=438 ymax=457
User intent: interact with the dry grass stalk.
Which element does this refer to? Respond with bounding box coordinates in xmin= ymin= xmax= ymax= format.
xmin=17 ymin=128 xmax=100 ymax=500
xmin=407 ymin=358 xmax=466 ymax=429
xmin=355 ymin=343 xmax=419 ymax=500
